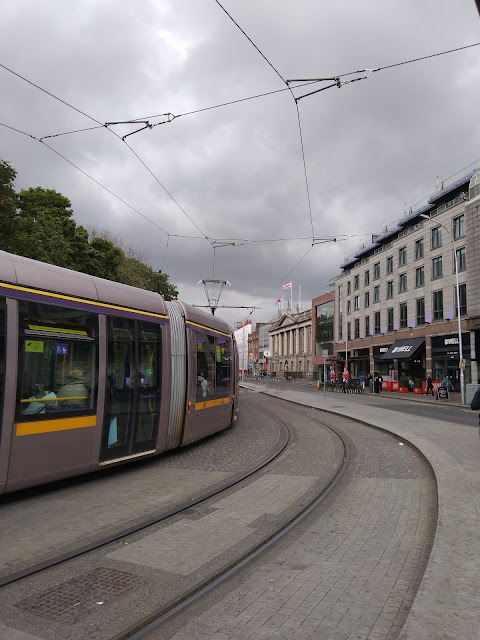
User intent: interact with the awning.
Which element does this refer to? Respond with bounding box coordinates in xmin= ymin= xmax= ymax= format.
xmin=379 ymin=338 xmax=425 ymax=360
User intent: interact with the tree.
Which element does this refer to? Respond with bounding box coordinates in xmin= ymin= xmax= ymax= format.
xmin=14 ymin=187 xmax=92 ymax=269
xmin=85 ymin=237 xmax=124 ymax=282
xmin=0 ymin=160 xmax=17 ymax=253
xmin=117 ymin=256 xmax=178 ymax=299
xmin=87 ymin=225 xmax=178 ymax=299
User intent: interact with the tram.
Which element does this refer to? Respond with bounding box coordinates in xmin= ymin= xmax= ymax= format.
xmin=0 ymin=250 xmax=239 ymax=494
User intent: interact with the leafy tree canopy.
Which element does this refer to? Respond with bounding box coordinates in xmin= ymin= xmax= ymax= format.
xmin=0 ymin=159 xmax=178 ymax=299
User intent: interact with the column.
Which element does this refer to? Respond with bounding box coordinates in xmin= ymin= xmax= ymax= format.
xmin=470 ymin=331 xmax=478 ymax=384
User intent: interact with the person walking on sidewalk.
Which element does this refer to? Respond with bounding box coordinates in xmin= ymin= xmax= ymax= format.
xmin=425 ymin=375 xmax=434 ymax=396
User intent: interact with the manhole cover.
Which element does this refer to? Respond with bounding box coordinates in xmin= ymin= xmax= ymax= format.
xmin=16 ymin=567 xmax=143 ymax=625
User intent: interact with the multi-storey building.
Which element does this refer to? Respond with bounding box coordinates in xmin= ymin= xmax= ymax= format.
xmin=268 ymin=309 xmax=312 ymax=378
xmin=334 ymin=161 xmax=480 ymax=390
xmin=248 ymin=322 xmax=270 ymax=373
xmin=311 ymin=292 xmax=335 ymax=380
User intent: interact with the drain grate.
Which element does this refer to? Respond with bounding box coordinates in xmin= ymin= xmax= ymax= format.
xmin=15 ymin=567 xmax=144 ymax=625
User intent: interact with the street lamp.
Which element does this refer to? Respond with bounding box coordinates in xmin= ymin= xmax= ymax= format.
xmin=420 ymin=214 xmax=465 ymax=405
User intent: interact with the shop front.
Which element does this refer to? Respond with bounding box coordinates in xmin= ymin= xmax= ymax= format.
xmin=431 ymin=333 xmax=470 ymax=390
xmin=379 ymin=338 xmax=426 ymax=383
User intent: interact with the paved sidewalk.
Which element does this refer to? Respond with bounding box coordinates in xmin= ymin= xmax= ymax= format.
xmin=240 ymin=381 xmax=480 ymax=640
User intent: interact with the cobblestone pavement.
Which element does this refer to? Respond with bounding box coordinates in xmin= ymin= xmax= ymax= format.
xmin=0 ymin=394 xmax=343 ymax=639
xmin=0 ymin=399 xmax=281 ymax=578
xmin=148 ymin=393 xmax=437 ymax=640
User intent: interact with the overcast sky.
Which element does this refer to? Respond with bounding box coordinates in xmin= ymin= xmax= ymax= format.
xmin=1 ymin=0 xmax=479 ymax=329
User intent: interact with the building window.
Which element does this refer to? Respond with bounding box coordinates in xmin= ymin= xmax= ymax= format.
xmin=455 ymin=247 xmax=466 ymax=272
xmin=338 ymin=285 xmax=343 ymax=339
xmin=354 ymin=318 xmax=360 ymax=339
xmin=387 ymin=307 xmax=394 ymax=333
xmin=354 ymin=275 xmax=360 ymax=290
xmin=374 ymin=311 xmax=381 ymax=335
xmin=347 ymin=281 xmax=351 ymax=295
xmin=347 ymin=300 xmax=351 ymax=315
xmin=354 ymin=295 xmax=360 ymax=311
xmin=386 ymin=280 xmax=393 ymax=299
xmin=399 ymin=273 xmax=407 ymax=293
xmin=399 ymin=302 xmax=408 ymax=329
xmin=432 ymin=256 xmax=443 ymax=279
xmin=364 ymin=270 xmax=370 ymax=286
xmin=431 ymin=227 xmax=442 ymax=250
xmin=453 ymin=214 xmax=465 ymax=240
xmin=415 ymin=238 xmax=424 ymax=260
xmin=416 ymin=298 xmax=425 ymax=326
xmin=455 ymin=283 xmax=467 ymax=317
xmin=398 ymin=246 xmax=407 ymax=267
xmin=365 ymin=315 xmax=370 ymax=337
xmin=347 ymin=322 xmax=351 ymax=341
xmin=386 ymin=256 xmax=393 ymax=275
xmin=433 ymin=290 xmax=443 ymax=321
xmin=364 ymin=291 xmax=370 ymax=308
xmin=374 ymin=285 xmax=380 ymax=303
xmin=373 ymin=262 xmax=380 ymax=279
xmin=415 ymin=266 xmax=425 ymax=288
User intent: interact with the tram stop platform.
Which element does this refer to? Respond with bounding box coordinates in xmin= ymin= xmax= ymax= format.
xmin=240 ymin=379 xmax=480 ymax=640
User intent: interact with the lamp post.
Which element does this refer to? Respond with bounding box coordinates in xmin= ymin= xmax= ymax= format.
xmin=420 ymin=214 xmax=465 ymax=405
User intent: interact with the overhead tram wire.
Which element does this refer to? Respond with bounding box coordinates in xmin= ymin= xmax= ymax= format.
xmin=0 ymin=63 xmax=210 ymax=244
xmin=23 ymin=41 xmax=480 ymax=141
xmin=0 ymin=120 xmax=170 ymax=238
xmin=0 ymin=123 xmax=374 ymax=249
xmin=213 ymin=0 xmax=316 ymax=242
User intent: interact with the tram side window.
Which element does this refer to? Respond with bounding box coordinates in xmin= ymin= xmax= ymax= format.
xmin=196 ymin=334 xmax=216 ymax=400
xmin=215 ymin=337 xmax=231 ymax=399
xmin=16 ymin=301 xmax=98 ymax=420
xmin=196 ymin=333 xmax=231 ymax=400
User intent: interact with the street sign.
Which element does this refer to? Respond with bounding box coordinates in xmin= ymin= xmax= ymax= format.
xmin=459 ymin=358 xmax=466 ymax=370
xmin=264 ymin=350 xmax=271 ymax=358
xmin=322 ymin=349 xmax=328 ymax=358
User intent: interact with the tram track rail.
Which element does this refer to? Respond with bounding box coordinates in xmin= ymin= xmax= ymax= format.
xmin=0 ymin=393 xmax=353 ymax=640
xmin=0 ymin=406 xmax=291 ymax=591
xmin=110 ymin=393 xmax=350 ymax=640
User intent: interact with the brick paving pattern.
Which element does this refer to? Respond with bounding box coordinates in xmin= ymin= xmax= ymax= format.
xmin=152 ymin=396 xmax=436 ymax=640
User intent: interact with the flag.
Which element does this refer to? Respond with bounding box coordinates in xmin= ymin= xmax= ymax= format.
xmin=275 ymin=298 xmax=281 ymax=304
xmin=282 ymin=282 xmax=292 ymax=290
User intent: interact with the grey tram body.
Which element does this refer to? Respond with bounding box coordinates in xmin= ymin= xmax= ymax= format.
xmin=0 ymin=250 xmax=238 ymax=494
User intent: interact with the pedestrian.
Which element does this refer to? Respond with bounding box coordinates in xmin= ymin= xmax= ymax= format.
xmin=358 ymin=373 xmax=366 ymax=391
xmin=367 ymin=374 xmax=373 ymax=393
xmin=425 ymin=375 xmax=434 ymax=396
xmin=378 ymin=374 xmax=383 ymax=392
xmin=408 ymin=376 xmax=415 ymax=392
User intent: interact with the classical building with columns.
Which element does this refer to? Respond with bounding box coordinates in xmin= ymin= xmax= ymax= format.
xmin=334 ymin=161 xmax=480 ymax=391
xmin=268 ymin=309 xmax=313 ymax=378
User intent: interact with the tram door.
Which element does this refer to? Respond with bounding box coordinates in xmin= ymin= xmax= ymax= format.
xmin=100 ymin=316 xmax=162 ymax=462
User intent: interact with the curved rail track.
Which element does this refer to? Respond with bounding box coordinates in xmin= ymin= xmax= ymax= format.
xmin=0 ymin=391 xmax=436 ymax=640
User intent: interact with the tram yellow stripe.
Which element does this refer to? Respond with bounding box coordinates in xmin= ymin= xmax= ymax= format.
xmin=195 ymin=397 xmax=231 ymax=410
xmin=16 ymin=415 xmax=96 ymax=436
xmin=186 ymin=321 xmax=231 ymax=337
xmin=1 ymin=282 xmax=168 ymax=320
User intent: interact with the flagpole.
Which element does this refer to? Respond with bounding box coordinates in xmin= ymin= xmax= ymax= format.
xmin=298 ymin=285 xmax=301 ymax=311
xmin=290 ymin=283 xmax=293 ymax=312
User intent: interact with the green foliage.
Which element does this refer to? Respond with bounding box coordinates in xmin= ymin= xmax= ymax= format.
xmin=0 ymin=160 xmax=179 ymax=299
xmin=414 ymin=378 xmax=423 ymax=389
xmin=0 ymin=160 xmax=18 ymax=252
xmin=117 ymin=256 xmax=178 ymax=299
xmin=399 ymin=377 xmax=408 ymax=389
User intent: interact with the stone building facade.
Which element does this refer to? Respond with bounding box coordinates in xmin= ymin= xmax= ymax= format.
xmin=268 ymin=309 xmax=313 ymax=378
xmin=334 ymin=162 xmax=480 ymax=389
